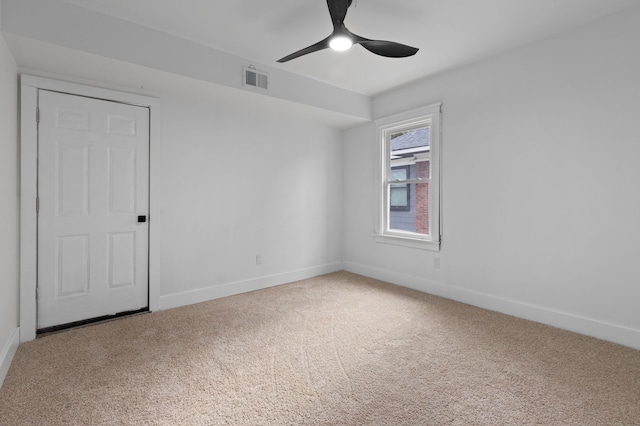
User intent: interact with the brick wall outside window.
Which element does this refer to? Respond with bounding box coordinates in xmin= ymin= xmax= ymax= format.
xmin=416 ymin=161 xmax=430 ymax=234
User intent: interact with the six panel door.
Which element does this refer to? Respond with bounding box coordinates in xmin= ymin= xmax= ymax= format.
xmin=37 ymin=90 xmax=150 ymax=329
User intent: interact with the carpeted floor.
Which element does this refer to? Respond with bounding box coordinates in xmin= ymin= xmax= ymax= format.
xmin=1 ymin=271 xmax=639 ymax=425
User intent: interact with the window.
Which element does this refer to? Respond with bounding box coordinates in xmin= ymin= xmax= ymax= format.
xmin=390 ymin=166 xmax=410 ymax=211
xmin=375 ymin=103 xmax=441 ymax=251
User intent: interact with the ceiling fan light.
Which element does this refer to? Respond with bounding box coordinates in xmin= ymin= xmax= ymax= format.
xmin=329 ymin=35 xmax=353 ymax=52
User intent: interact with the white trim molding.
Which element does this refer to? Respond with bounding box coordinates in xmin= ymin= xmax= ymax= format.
xmin=343 ymin=261 xmax=640 ymax=351
xmin=19 ymin=75 xmax=162 ymax=342
xmin=160 ymin=262 xmax=343 ymax=310
xmin=0 ymin=328 xmax=20 ymax=389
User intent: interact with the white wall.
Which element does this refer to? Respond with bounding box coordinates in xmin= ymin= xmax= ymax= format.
xmin=343 ymin=7 xmax=640 ymax=349
xmin=158 ymin=93 xmax=344 ymax=307
xmin=0 ymin=32 xmax=20 ymax=384
xmin=6 ymin=42 xmax=343 ymax=342
xmin=13 ymin=69 xmax=344 ymax=313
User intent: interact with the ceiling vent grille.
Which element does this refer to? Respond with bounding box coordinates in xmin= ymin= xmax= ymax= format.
xmin=243 ymin=66 xmax=269 ymax=90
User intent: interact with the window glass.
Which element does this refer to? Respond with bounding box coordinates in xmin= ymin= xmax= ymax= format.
xmin=387 ymin=126 xmax=430 ymax=236
xmin=375 ymin=103 xmax=441 ymax=250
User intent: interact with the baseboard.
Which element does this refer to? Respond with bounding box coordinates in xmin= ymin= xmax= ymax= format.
xmin=343 ymin=261 xmax=640 ymax=350
xmin=159 ymin=262 xmax=343 ymax=310
xmin=0 ymin=327 xmax=20 ymax=389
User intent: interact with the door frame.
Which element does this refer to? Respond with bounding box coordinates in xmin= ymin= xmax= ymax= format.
xmin=20 ymin=75 xmax=162 ymax=342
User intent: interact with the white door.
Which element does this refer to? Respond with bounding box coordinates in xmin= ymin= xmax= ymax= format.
xmin=37 ymin=90 xmax=150 ymax=329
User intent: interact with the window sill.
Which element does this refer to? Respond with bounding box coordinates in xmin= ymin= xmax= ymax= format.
xmin=374 ymin=234 xmax=440 ymax=251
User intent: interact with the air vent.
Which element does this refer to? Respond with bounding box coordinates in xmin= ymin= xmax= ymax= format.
xmin=243 ymin=65 xmax=269 ymax=90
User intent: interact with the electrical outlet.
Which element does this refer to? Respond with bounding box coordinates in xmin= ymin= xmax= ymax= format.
xmin=433 ymin=257 xmax=441 ymax=269
xmin=256 ymin=254 xmax=263 ymax=265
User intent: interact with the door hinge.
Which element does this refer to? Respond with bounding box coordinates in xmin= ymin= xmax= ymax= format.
xmin=36 ymin=287 xmax=39 ymax=301
xmin=36 ymin=197 xmax=39 ymax=212
xmin=36 ymin=107 xmax=40 ymax=123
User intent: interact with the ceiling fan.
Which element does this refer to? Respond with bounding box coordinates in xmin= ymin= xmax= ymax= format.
xmin=277 ymin=0 xmax=419 ymax=63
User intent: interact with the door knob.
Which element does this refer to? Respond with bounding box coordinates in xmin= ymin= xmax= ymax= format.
xmin=137 ymin=215 xmax=147 ymax=223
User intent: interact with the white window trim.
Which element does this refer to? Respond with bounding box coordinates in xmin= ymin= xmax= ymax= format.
xmin=374 ymin=103 xmax=442 ymax=251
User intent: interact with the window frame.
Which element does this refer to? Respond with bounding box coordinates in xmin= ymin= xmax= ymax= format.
xmin=375 ymin=103 xmax=441 ymax=251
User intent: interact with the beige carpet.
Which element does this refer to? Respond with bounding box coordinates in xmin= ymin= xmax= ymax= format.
xmin=1 ymin=272 xmax=639 ymax=425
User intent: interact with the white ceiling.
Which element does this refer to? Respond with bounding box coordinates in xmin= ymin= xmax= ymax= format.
xmin=59 ymin=0 xmax=640 ymax=96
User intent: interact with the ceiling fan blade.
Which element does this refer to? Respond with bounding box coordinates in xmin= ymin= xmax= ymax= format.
xmin=352 ymin=33 xmax=419 ymax=58
xmin=327 ymin=0 xmax=352 ymax=27
xmin=276 ymin=2 xmax=419 ymax=63
xmin=277 ymin=37 xmax=331 ymax=63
